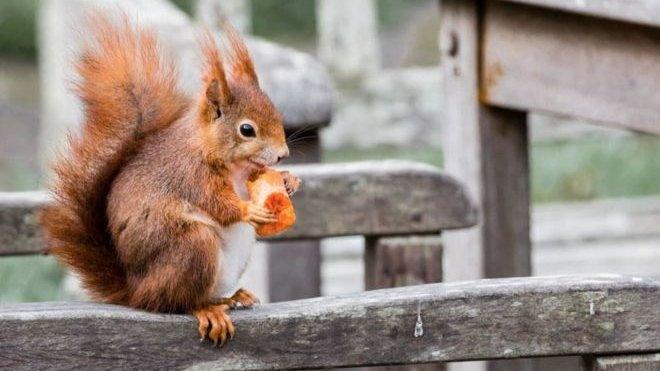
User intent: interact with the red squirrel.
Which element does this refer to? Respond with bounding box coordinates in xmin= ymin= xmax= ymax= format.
xmin=40 ymin=14 xmax=300 ymax=347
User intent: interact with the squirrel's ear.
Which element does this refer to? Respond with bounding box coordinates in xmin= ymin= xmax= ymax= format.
xmin=222 ymin=21 xmax=259 ymax=87
xmin=205 ymin=79 xmax=225 ymax=119
xmin=199 ymin=30 xmax=232 ymax=119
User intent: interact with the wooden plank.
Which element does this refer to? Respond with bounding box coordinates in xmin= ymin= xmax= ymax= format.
xmin=482 ymin=1 xmax=660 ymax=134
xmin=502 ymin=0 xmax=660 ymax=29
xmin=533 ymin=196 xmax=660 ymax=246
xmin=365 ymin=236 xmax=446 ymax=371
xmin=588 ymin=353 xmax=660 ymax=371
xmin=365 ymin=236 xmax=443 ymax=290
xmin=0 ymin=275 xmax=657 ymax=370
xmin=439 ymin=0 xmax=531 ymax=282
xmin=439 ymin=2 xmax=532 ymax=370
xmin=0 ymin=192 xmax=48 ymax=256
xmin=0 ymin=160 xmax=477 ymax=256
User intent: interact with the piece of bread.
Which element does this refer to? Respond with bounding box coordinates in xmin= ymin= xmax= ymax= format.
xmin=247 ymin=169 xmax=296 ymax=237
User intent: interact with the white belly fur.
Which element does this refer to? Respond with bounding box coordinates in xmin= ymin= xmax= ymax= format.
xmin=214 ymin=222 xmax=256 ymax=297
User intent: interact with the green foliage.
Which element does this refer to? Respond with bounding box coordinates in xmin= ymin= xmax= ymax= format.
xmin=532 ymin=135 xmax=660 ymax=203
xmin=168 ymin=0 xmax=317 ymax=45
xmin=0 ymin=256 xmax=67 ymax=303
xmin=252 ymin=0 xmax=316 ymax=45
xmin=377 ymin=0 xmax=429 ymax=26
xmin=169 ymin=0 xmax=194 ymax=15
xmin=0 ymin=0 xmax=39 ymax=60
xmin=0 ymin=0 xmax=428 ymax=59
xmin=324 ymin=135 xmax=660 ymax=203
xmin=0 ymin=161 xmax=40 ymax=191
xmin=324 ymin=145 xmax=443 ymax=166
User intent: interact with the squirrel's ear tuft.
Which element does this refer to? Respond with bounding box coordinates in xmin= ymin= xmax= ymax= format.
xmin=221 ymin=20 xmax=259 ymax=87
xmin=199 ymin=29 xmax=232 ymax=115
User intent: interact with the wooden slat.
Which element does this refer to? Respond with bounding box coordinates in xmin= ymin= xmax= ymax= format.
xmin=439 ymin=1 xmax=531 ymax=280
xmin=439 ymin=2 xmax=534 ymax=369
xmin=365 ymin=236 xmax=443 ymax=290
xmin=0 ymin=161 xmax=476 ymax=256
xmin=481 ymin=1 xmax=660 ymax=134
xmin=0 ymin=275 xmax=657 ymax=370
xmin=588 ymin=353 xmax=660 ymax=371
xmin=502 ymin=0 xmax=660 ymax=29
xmin=365 ymin=236 xmax=446 ymax=371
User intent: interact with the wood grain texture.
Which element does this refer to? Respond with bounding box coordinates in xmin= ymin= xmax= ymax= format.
xmin=365 ymin=236 xmax=446 ymax=371
xmin=439 ymin=0 xmax=531 ymax=280
xmin=502 ymin=0 xmax=660 ymax=28
xmin=0 ymin=192 xmax=47 ymax=256
xmin=482 ymin=1 xmax=660 ymax=134
xmin=588 ymin=353 xmax=660 ymax=371
xmin=0 ymin=275 xmax=657 ymax=370
xmin=0 ymin=161 xmax=477 ymax=256
xmin=365 ymin=236 xmax=443 ymax=290
xmin=439 ymin=2 xmax=533 ymax=370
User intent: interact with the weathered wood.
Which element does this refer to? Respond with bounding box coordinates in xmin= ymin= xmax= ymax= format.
xmin=482 ymin=1 xmax=660 ymax=134
xmin=0 ymin=275 xmax=657 ymax=370
xmin=365 ymin=236 xmax=446 ymax=371
xmin=503 ymin=0 xmax=660 ymax=29
xmin=0 ymin=192 xmax=47 ymax=256
xmin=439 ymin=2 xmax=532 ymax=370
xmin=0 ymin=161 xmax=476 ymax=256
xmin=587 ymin=353 xmax=660 ymax=371
xmin=439 ymin=0 xmax=531 ymax=281
xmin=365 ymin=236 xmax=443 ymax=290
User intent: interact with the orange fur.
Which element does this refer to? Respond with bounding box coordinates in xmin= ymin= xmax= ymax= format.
xmin=40 ymin=11 xmax=292 ymax=337
xmin=40 ymin=14 xmax=187 ymax=305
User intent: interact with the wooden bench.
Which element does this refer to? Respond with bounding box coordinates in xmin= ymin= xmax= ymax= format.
xmin=439 ymin=0 xmax=660 ymax=284
xmin=0 ymin=275 xmax=657 ymax=369
xmin=0 ymin=161 xmax=474 ymax=254
xmin=439 ymin=2 xmax=660 ymax=369
xmin=1 ymin=160 xmax=658 ymax=369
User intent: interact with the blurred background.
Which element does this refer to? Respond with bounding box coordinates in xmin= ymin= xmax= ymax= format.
xmin=0 ymin=0 xmax=658 ymax=304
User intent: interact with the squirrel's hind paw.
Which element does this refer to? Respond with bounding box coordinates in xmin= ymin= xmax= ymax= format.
xmin=193 ymin=304 xmax=234 ymax=347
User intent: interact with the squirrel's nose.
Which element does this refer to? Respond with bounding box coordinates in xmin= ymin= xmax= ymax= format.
xmin=276 ymin=147 xmax=290 ymax=163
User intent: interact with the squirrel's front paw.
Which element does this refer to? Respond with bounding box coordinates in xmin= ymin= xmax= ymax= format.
xmin=241 ymin=201 xmax=277 ymax=227
xmin=280 ymin=171 xmax=301 ymax=196
xmin=193 ymin=304 xmax=234 ymax=347
xmin=231 ymin=288 xmax=260 ymax=309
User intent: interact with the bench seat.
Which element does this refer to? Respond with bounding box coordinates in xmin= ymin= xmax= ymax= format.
xmin=0 ymin=274 xmax=657 ymax=370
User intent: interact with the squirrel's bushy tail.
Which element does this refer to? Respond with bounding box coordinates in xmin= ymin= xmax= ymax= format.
xmin=40 ymin=14 xmax=188 ymax=304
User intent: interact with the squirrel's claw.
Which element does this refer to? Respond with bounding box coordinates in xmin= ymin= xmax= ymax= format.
xmin=280 ymin=171 xmax=301 ymax=196
xmin=193 ymin=304 xmax=234 ymax=347
xmin=231 ymin=288 xmax=260 ymax=309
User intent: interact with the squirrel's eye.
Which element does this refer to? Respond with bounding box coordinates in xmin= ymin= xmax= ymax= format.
xmin=239 ymin=123 xmax=256 ymax=138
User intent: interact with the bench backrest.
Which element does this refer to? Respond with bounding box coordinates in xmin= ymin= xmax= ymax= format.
xmin=0 ymin=161 xmax=476 ymax=256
